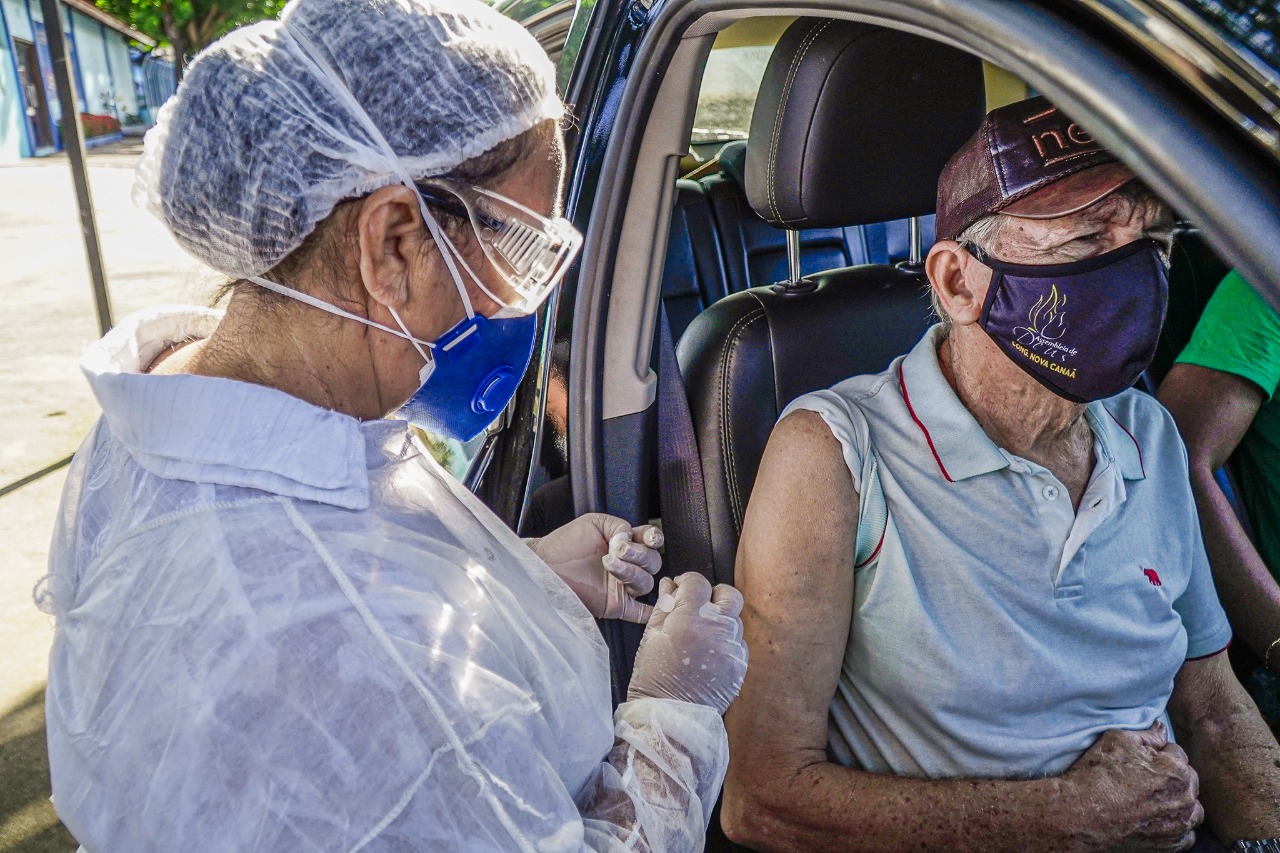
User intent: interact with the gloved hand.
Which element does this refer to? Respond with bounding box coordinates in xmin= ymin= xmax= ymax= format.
xmin=526 ymin=513 xmax=664 ymax=623
xmin=627 ymin=573 xmax=748 ymax=715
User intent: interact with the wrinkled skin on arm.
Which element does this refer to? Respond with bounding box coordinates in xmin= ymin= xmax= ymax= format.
xmin=723 ymin=410 xmax=1206 ymax=852
xmin=1159 ymin=363 xmax=1280 ymax=669
xmin=1168 ymin=651 xmax=1280 ymax=845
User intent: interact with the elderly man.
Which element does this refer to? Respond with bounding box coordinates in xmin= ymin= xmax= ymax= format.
xmin=723 ymin=96 xmax=1280 ymax=853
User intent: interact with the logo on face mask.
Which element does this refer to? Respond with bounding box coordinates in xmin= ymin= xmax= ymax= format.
xmin=975 ymin=238 xmax=1168 ymax=404
xmin=1009 ymin=284 xmax=1080 ymax=379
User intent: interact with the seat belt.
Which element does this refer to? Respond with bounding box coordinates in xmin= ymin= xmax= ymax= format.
xmin=656 ymin=304 xmax=717 ymax=584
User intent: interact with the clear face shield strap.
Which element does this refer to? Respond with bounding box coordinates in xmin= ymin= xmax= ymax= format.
xmin=437 ymin=236 xmax=520 ymax=319
xmin=281 ymin=22 xmax=475 ymax=325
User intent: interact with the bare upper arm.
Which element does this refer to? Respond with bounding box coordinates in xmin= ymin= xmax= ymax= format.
xmin=1158 ymin=363 xmax=1265 ymax=471
xmin=726 ymin=409 xmax=860 ymax=789
xmin=1167 ymin=651 xmax=1250 ymax=737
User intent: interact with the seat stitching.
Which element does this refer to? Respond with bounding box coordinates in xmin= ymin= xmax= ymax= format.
xmin=768 ymin=21 xmax=828 ymax=222
xmin=726 ymin=310 xmax=769 ymax=530
xmin=769 ymin=20 xmax=831 ymax=224
xmin=719 ymin=311 xmax=760 ymax=530
xmin=717 ymin=307 xmax=768 ymax=531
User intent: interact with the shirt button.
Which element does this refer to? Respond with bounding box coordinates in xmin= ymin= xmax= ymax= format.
xmin=1042 ymin=485 xmax=1060 ymax=501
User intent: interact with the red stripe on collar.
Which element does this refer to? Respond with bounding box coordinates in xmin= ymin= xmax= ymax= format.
xmin=898 ymin=362 xmax=954 ymax=483
xmin=1104 ymin=407 xmax=1146 ymax=478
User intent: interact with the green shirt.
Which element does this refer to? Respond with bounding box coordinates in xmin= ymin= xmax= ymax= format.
xmin=1177 ymin=270 xmax=1280 ymax=580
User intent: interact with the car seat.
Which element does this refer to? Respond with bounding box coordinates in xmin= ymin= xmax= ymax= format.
xmin=703 ymin=138 xmax=936 ymax=289
xmin=674 ymin=17 xmax=986 ymax=586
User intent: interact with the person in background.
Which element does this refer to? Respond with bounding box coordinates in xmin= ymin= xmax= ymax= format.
xmin=37 ymin=0 xmax=747 ymax=849
xmin=1159 ymin=269 xmax=1280 ymax=728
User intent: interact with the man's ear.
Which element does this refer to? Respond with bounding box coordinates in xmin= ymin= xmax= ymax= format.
xmin=356 ymin=185 xmax=426 ymax=311
xmin=925 ymin=240 xmax=990 ymax=327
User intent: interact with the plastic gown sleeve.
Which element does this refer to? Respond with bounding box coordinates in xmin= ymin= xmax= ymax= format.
xmin=581 ymin=698 xmax=728 ymax=851
xmin=42 ymin=472 xmax=728 ymax=853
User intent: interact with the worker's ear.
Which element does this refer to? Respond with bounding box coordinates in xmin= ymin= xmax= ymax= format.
xmin=926 ymin=241 xmax=990 ymax=328
xmin=357 ymin=185 xmax=426 ymax=311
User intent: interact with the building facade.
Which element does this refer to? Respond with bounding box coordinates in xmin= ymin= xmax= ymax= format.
xmin=0 ymin=0 xmax=153 ymax=161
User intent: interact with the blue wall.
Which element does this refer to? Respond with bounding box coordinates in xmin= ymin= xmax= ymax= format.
xmin=0 ymin=0 xmax=30 ymax=160
xmin=0 ymin=0 xmax=139 ymax=159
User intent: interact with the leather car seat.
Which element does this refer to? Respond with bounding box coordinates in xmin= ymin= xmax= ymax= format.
xmin=704 ymin=139 xmax=937 ymax=287
xmin=702 ymin=140 xmax=876 ymax=288
xmin=662 ymin=179 xmax=731 ymax=339
xmin=676 ymin=18 xmax=987 ymax=584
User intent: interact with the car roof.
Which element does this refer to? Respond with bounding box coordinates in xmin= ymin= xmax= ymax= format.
xmin=500 ymin=0 xmax=1280 ymax=164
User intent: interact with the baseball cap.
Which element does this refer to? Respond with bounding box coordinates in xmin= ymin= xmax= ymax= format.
xmin=935 ymin=95 xmax=1135 ymax=241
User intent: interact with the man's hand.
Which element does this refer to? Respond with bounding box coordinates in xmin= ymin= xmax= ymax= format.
xmin=526 ymin=513 xmax=663 ymax=623
xmin=1061 ymin=723 xmax=1203 ymax=852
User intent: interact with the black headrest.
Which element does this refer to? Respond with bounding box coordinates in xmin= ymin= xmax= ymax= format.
xmin=745 ymin=19 xmax=986 ymax=229
xmin=717 ymin=140 xmax=748 ymax=188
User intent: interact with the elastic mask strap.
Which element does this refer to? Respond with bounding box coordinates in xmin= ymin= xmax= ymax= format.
xmin=442 ymin=236 xmax=511 ymax=313
xmin=282 ymin=22 xmax=476 ymax=323
xmin=247 ymin=275 xmax=437 ymax=357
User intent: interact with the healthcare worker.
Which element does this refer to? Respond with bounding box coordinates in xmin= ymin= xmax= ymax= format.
xmin=36 ymin=0 xmax=748 ymax=849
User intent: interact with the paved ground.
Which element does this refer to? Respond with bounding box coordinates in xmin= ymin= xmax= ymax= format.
xmin=0 ymin=140 xmax=218 ymax=853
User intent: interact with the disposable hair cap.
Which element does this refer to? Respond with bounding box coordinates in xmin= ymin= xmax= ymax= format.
xmin=133 ymin=0 xmax=564 ymax=279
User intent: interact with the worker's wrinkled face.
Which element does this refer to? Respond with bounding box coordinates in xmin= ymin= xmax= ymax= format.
xmin=433 ymin=121 xmax=571 ymax=317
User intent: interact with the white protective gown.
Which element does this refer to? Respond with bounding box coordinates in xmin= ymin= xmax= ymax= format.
xmin=40 ymin=307 xmax=728 ymax=853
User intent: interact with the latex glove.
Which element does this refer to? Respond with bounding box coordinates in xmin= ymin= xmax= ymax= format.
xmin=627 ymin=573 xmax=748 ymax=715
xmin=526 ymin=513 xmax=664 ymax=623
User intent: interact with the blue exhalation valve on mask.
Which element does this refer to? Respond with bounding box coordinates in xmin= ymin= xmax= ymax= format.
xmin=474 ymin=369 xmax=519 ymax=413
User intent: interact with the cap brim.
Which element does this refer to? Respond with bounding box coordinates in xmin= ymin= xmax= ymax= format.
xmin=1001 ymin=161 xmax=1136 ymax=220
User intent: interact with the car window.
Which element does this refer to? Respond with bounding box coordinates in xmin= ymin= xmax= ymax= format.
xmin=690 ymin=45 xmax=773 ymax=144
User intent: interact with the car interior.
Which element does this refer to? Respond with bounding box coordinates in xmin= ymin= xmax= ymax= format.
xmin=513 ymin=3 xmax=1271 ymax=703
xmin=660 ymin=16 xmax=1242 ymax=583
xmin=475 ymin=3 xmax=1280 ymax=848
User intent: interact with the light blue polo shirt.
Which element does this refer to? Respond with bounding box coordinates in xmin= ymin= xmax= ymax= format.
xmin=783 ymin=325 xmax=1232 ymax=780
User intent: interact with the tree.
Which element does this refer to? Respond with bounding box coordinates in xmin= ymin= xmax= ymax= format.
xmin=95 ymin=0 xmax=285 ymax=84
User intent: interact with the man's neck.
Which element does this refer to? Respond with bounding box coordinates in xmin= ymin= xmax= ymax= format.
xmin=938 ymin=326 xmax=1093 ymax=488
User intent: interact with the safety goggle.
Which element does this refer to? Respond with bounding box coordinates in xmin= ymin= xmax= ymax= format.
xmin=417 ymin=177 xmax=583 ymax=316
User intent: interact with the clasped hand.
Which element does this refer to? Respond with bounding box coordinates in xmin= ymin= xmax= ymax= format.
xmin=1063 ymin=721 xmax=1204 ymax=851
xmin=527 ymin=513 xmax=664 ymax=623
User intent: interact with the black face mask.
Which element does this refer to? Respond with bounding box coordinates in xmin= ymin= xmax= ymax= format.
xmin=967 ymin=239 xmax=1169 ymax=403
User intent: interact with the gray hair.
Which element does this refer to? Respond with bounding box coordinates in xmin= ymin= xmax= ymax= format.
xmin=929 ymin=213 xmax=1008 ymax=334
xmin=928 ymin=180 xmax=1173 ymax=335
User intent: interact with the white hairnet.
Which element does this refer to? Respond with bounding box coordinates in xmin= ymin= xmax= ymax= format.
xmin=134 ymin=0 xmax=564 ymax=279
